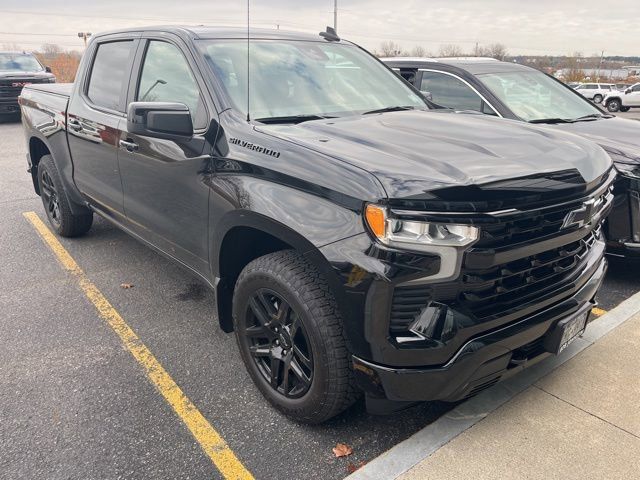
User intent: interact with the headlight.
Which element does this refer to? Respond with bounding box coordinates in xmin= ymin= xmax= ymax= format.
xmin=364 ymin=204 xmax=479 ymax=250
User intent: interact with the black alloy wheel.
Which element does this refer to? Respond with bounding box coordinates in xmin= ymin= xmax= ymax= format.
xmin=242 ymin=288 xmax=314 ymax=398
xmin=40 ymin=168 xmax=62 ymax=229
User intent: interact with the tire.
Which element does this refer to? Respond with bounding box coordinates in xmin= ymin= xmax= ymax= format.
xmin=593 ymin=94 xmax=603 ymax=104
xmin=232 ymin=250 xmax=360 ymax=423
xmin=606 ymin=99 xmax=621 ymax=112
xmin=37 ymin=155 xmax=93 ymax=237
xmin=620 ymin=106 xmax=631 ymax=112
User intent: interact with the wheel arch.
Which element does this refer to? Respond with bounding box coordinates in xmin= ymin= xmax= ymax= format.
xmin=212 ymin=210 xmax=346 ymax=333
xmin=28 ymin=136 xmax=52 ymax=195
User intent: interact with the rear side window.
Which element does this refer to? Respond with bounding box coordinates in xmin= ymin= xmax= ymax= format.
xmin=87 ymin=40 xmax=134 ymax=111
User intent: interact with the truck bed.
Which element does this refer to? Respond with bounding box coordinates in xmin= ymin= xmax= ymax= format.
xmin=24 ymin=83 xmax=73 ymax=98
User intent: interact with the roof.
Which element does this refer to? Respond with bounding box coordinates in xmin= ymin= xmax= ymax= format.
xmin=92 ymin=25 xmax=340 ymax=43
xmin=381 ymin=56 xmax=536 ymax=75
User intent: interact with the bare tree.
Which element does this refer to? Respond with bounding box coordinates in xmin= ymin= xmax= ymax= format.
xmin=411 ymin=45 xmax=429 ymax=58
xmin=40 ymin=43 xmax=63 ymax=60
xmin=379 ymin=41 xmax=404 ymax=57
xmin=479 ymin=43 xmax=509 ymax=60
xmin=2 ymin=42 xmax=22 ymax=51
xmin=438 ymin=44 xmax=464 ymax=57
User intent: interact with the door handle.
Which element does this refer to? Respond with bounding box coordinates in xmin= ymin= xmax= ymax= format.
xmin=119 ymin=139 xmax=139 ymax=152
xmin=68 ymin=118 xmax=82 ymax=132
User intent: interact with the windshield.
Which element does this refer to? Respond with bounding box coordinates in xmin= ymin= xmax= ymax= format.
xmin=0 ymin=53 xmax=44 ymax=72
xmin=197 ymin=39 xmax=427 ymax=121
xmin=477 ymin=70 xmax=601 ymax=122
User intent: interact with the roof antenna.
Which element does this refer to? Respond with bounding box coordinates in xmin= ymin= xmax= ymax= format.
xmin=246 ymin=0 xmax=251 ymax=122
xmin=320 ymin=26 xmax=340 ymax=42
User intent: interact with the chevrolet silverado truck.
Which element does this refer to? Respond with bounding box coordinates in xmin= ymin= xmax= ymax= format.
xmin=0 ymin=51 xmax=55 ymax=116
xmin=20 ymin=26 xmax=614 ymax=423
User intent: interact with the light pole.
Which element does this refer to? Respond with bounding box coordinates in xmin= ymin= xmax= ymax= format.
xmin=77 ymin=32 xmax=92 ymax=47
xmin=334 ymin=0 xmax=338 ymax=32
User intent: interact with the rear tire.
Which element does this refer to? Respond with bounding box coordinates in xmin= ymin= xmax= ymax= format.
xmin=593 ymin=94 xmax=603 ymax=104
xmin=37 ymin=155 xmax=93 ymax=237
xmin=606 ymin=99 xmax=621 ymax=112
xmin=232 ymin=250 xmax=360 ymax=423
xmin=620 ymin=106 xmax=631 ymax=112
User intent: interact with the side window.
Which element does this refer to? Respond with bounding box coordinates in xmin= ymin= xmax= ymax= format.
xmin=420 ymin=71 xmax=484 ymax=112
xmin=87 ymin=40 xmax=134 ymax=111
xmin=137 ymin=40 xmax=206 ymax=129
xmin=399 ymin=69 xmax=416 ymax=85
xmin=633 ymin=85 xmax=640 ymax=92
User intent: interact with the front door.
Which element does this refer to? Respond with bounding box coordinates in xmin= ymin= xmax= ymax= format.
xmin=118 ymin=38 xmax=215 ymax=274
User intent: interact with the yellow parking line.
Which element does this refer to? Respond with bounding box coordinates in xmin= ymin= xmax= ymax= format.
xmin=592 ymin=307 xmax=607 ymax=317
xmin=23 ymin=211 xmax=254 ymax=480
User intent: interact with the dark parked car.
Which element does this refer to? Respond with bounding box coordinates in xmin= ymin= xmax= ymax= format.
xmin=0 ymin=51 xmax=55 ymax=115
xmin=383 ymin=57 xmax=640 ymax=258
xmin=20 ymin=27 xmax=613 ymax=423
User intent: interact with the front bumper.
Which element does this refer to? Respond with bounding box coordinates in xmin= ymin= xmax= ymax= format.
xmin=353 ymin=257 xmax=606 ymax=404
xmin=0 ymin=98 xmax=20 ymax=114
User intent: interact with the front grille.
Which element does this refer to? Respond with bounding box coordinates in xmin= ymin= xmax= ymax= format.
xmin=458 ymin=181 xmax=612 ymax=250
xmin=460 ymin=229 xmax=598 ymax=319
xmin=389 ymin=229 xmax=601 ymax=336
xmin=0 ymin=78 xmax=47 ymax=98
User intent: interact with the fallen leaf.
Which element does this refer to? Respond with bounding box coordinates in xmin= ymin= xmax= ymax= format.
xmin=120 ymin=283 xmax=134 ymax=289
xmin=347 ymin=461 xmax=366 ymax=474
xmin=332 ymin=443 xmax=353 ymax=458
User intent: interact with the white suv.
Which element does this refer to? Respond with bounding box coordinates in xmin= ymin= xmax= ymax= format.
xmin=574 ymin=83 xmax=616 ymax=103
xmin=602 ymin=83 xmax=640 ymax=112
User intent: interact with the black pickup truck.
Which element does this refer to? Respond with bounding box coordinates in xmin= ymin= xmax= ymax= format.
xmin=0 ymin=51 xmax=55 ymax=115
xmin=20 ymin=26 xmax=614 ymax=423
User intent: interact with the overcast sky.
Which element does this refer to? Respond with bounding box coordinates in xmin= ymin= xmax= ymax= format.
xmin=0 ymin=0 xmax=637 ymax=56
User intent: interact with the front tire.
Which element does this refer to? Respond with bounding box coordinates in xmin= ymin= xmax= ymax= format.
xmin=606 ymin=99 xmax=621 ymax=112
xmin=38 ymin=155 xmax=93 ymax=237
xmin=232 ymin=250 xmax=359 ymax=423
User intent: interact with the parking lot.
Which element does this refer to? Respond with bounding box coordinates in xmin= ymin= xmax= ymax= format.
xmin=2 ymin=113 xmax=640 ymax=480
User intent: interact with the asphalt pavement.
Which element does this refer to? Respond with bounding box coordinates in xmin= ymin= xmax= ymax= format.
xmin=1 ymin=112 xmax=639 ymax=480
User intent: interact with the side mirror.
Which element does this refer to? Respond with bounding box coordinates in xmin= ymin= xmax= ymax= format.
xmin=45 ymin=66 xmax=52 ymax=73
xmin=127 ymin=102 xmax=193 ymax=140
xmin=421 ymin=90 xmax=433 ymax=101
xmin=626 ymin=88 xmax=632 ymax=94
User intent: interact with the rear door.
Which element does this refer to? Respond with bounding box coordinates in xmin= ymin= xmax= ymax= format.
xmin=67 ymin=36 xmax=139 ymax=218
xmin=117 ymin=36 xmax=216 ymax=274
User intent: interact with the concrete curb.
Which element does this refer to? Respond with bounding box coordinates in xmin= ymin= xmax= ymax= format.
xmin=346 ymin=290 xmax=640 ymax=480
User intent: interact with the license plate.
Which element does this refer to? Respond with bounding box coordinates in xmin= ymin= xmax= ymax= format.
xmin=543 ymin=309 xmax=590 ymax=355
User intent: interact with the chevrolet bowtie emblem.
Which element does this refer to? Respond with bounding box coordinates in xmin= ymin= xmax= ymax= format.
xmin=561 ymin=198 xmax=598 ymax=230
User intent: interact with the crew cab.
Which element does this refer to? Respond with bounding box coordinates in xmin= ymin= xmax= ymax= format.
xmin=20 ymin=27 xmax=613 ymax=423
xmin=383 ymin=57 xmax=640 ymax=258
xmin=0 ymin=51 xmax=55 ymax=115
xmin=603 ymin=82 xmax=640 ymax=112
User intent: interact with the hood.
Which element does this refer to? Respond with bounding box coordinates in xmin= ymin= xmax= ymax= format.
xmin=257 ymin=110 xmax=612 ymax=200
xmin=552 ymin=116 xmax=640 ymax=165
xmin=0 ymin=70 xmax=54 ymax=80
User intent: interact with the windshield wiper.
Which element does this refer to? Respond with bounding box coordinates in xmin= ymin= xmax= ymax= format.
xmin=362 ymin=105 xmax=417 ymax=115
xmin=572 ymin=113 xmax=613 ymax=121
xmin=529 ymin=117 xmax=573 ymax=124
xmin=255 ymin=114 xmax=336 ymax=124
